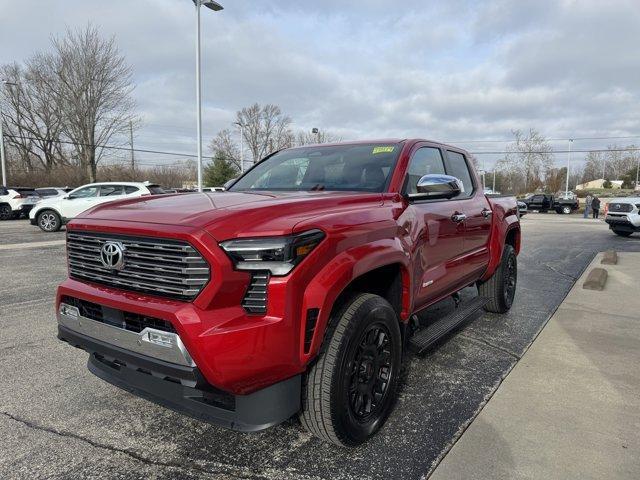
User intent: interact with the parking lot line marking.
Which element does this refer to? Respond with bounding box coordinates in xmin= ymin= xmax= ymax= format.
xmin=0 ymin=240 xmax=65 ymax=250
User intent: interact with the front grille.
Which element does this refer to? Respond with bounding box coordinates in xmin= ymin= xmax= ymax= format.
xmin=67 ymin=231 xmax=210 ymax=301
xmin=608 ymin=203 xmax=633 ymax=213
xmin=62 ymin=296 xmax=177 ymax=333
xmin=242 ymin=272 xmax=269 ymax=314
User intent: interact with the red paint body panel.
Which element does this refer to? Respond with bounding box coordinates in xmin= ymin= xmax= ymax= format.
xmin=57 ymin=139 xmax=520 ymax=396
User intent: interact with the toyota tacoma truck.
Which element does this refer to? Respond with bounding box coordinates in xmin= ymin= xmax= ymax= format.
xmin=56 ymin=139 xmax=520 ymax=446
xmin=604 ymin=197 xmax=640 ymax=236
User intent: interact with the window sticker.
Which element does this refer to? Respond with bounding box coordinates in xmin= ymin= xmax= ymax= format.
xmin=372 ymin=146 xmax=395 ymax=155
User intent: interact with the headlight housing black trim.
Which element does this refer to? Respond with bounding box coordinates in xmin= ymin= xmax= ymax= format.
xmin=219 ymin=230 xmax=325 ymax=276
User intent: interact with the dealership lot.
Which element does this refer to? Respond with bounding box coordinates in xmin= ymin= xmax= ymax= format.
xmin=1 ymin=215 xmax=640 ymax=480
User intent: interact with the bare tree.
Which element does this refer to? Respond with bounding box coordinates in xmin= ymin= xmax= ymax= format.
xmin=295 ymin=129 xmax=341 ymax=146
xmin=237 ymin=103 xmax=294 ymax=164
xmin=0 ymin=57 xmax=65 ymax=172
xmin=53 ymin=25 xmax=138 ymax=182
xmin=502 ymin=129 xmax=553 ymax=193
xmin=209 ymin=129 xmax=241 ymax=170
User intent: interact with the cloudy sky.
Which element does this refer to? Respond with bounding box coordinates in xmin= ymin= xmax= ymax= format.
xmin=1 ymin=0 xmax=639 ymax=169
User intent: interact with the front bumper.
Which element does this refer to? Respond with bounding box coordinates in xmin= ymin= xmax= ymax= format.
xmin=605 ymin=216 xmax=640 ymax=232
xmin=58 ymin=319 xmax=301 ymax=432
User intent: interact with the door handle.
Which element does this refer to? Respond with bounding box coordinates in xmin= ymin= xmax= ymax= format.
xmin=481 ymin=208 xmax=493 ymax=218
xmin=451 ymin=213 xmax=467 ymax=223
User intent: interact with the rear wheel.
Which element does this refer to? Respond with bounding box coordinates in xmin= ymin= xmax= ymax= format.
xmin=37 ymin=210 xmax=62 ymax=232
xmin=612 ymin=229 xmax=633 ymax=237
xmin=300 ymin=293 xmax=402 ymax=446
xmin=562 ymin=206 xmax=572 ymax=214
xmin=478 ymin=244 xmax=517 ymax=313
xmin=0 ymin=204 xmax=12 ymax=220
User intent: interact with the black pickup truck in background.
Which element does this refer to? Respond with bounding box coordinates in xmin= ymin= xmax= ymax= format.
xmin=520 ymin=194 xmax=579 ymax=214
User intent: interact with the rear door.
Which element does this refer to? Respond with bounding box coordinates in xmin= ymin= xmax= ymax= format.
xmin=402 ymin=144 xmax=467 ymax=309
xmin=444 ymin=149 xmax=492 ymax=279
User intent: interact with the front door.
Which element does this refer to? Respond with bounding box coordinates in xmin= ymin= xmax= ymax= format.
xmin=402 ymin=145 xmax=467 ymax=310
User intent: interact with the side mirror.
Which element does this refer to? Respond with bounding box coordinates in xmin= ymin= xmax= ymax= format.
xmin=409 ymin=174 xmax=462 ymax=200
xmin=223 ymin=178 xmax=237 ymax=190
xmin=62 ymin=195 xmax=70 ymax=200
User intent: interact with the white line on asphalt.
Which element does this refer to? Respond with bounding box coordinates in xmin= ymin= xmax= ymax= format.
xmin=0 ymin=240 xmax=65 ymax=250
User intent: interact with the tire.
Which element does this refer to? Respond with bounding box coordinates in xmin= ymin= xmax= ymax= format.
xmin=612 ymin=229 xmax=633 ymax=237
xmin=37 ymin=210 xmax=62 ymax=232
xmin=478 ymin=244 xmax=517 ymax=314
xmin=300 ymin=293 xmax=402 ymax=446
xmin=0 ymin=204 xmax=12 ymax=220
xmin=562 ymin=206 xmax=572 ymax=215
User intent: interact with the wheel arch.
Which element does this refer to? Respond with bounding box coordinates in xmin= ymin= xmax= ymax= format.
xmin=300 ymin=241 xmax=411 ymax=364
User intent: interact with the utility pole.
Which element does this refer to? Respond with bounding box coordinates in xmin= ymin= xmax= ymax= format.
xmin=129 ymin=120 xmax=135 ymax=172
xmin=0 ymin=80 xmax=17 ymax=187
xmin=635 ymin=156 xmax=640 ymax=191
xmin=565 ymin=138 xmax=572 ymax=196
xmin=0 ymin=113 xmax=6 ymax=187
xmin=234 ymin=121 xmax=244 ymax=173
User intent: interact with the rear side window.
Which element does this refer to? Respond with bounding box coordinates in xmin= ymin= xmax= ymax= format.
xmin=444 ymin=151 xmax=474 ymax=197
xmin=405 ymin=147 xmax=446 ymax=195
xmin=99 ymin=185 xmax=125 ymax=196
xmin=124 ymin=186 xmax=140 ymax=194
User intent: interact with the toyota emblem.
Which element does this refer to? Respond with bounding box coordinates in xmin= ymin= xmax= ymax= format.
xmin=100 ymin=242 xmax=125 ymax=270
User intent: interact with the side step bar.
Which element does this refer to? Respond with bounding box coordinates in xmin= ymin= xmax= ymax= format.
xmin=408 ymin=296 xmax=487 ymax=355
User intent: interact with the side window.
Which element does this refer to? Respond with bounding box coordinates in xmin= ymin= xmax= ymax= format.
xmin=444 ymin=151 xmax=474 ymax=198
xmin=532 ymin=195 xmax=544 ymax=203
xmin=100 ymin=185 xmax=125 ymax=196
xmin=124 ymin=186 xmax=140 ymax=194
xmin=69 ymin=186 xmax=99 ymax=199
xmin=405 ymin=147 xmax=446 ymax=195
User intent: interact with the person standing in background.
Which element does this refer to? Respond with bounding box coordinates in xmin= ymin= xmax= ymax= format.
xmin=584 ymin=193 xmax=592 ymax=218
xmin=591 ymin=196 xmax=601 ymax=219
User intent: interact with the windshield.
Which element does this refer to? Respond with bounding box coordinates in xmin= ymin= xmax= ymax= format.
xmin=229 ymin=142 xmax=402 ymax=193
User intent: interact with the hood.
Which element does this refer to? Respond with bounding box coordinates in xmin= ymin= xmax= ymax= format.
xmin=77 ymin=191 xmax=382 ymax=239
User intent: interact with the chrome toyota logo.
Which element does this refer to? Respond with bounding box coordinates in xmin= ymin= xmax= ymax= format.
xmin=100 ymin=242 xmax=125 ymax=270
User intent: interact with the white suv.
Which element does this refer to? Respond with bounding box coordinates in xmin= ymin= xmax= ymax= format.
xmin=604 ymin=197 xmax=640 ymax=237
xmin=0 ymin=187 xmax=40 ymax=220
xmin=29 ymin=182 xmax=164 ymax=232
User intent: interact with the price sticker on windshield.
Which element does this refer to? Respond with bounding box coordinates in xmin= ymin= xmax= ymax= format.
xmin=372 ymin=146 xmax=395 ymax=155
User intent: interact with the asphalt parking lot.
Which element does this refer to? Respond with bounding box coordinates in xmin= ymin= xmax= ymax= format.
xmin=2 ymin=215 xmax=640 ymax=480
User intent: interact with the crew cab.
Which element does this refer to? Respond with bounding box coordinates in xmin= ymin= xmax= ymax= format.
xmin=29 ymin=182 xmax=164 ymax=232
xmin=0 ymin=186 xmax=40 ymax=220
xmin=55 ymin=140 xmax=520 ymax=446
xmin=521 ymin=193 xmax=578 ymax=214
xmin=604 ymin=197 xmax=640 ymax=237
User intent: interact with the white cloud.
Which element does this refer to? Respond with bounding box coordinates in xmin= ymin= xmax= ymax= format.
xmin=1 ymin=0 xmax=639 ymax=168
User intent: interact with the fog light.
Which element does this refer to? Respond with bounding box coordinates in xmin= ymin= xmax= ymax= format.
xmin=144 ymin=329 xmax=174 ymax=348
xmin=59 ymin=303 xmax=79 ymax=319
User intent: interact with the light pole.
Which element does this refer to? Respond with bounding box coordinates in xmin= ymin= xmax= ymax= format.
xmin=312 ymin=127 xmax=319 ymax=143
xmin=234 ymin=121 xmax=245 ymax=173
xmin=565 ymin=138 xmax=573 ymax=196
xmin=193 ymin=0 xmax=223 ymax=192
xmin=0 ymin=80 xmax=18 ymax=187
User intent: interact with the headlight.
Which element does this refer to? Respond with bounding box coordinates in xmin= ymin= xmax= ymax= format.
xmin=220 ymin=229 xmax=325 ymax=276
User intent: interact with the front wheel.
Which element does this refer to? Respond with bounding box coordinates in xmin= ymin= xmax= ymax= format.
xmin=478 ymin=244 xmax=517 ymax=313
xmin=300 ymin=293 xmax=402 ymax=446
xmin=612 ymin=229 xmax=633 ymax=237
xmin=0 ymin=204 xmax=12 ymax=220
xmin=37 ymin=210 xmax=62 ymax=232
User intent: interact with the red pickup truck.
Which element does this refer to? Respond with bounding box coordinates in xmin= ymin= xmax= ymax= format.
xmin=56 ymin=139 xmax=520 ymax=446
